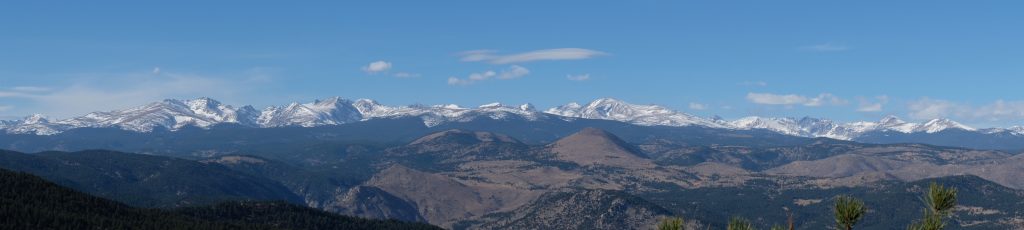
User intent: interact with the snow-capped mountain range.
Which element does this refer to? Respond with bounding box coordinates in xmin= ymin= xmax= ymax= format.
xmin=2 ymin=97 xmax=1021 ymax=140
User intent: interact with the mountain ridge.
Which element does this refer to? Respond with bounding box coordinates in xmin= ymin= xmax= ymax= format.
xmin=2 ymin=97 xmax=1017 ymax=143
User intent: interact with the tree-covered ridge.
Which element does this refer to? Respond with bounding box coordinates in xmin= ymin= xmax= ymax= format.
xmin=643 ymin=175 xmax=1024 ymax=229
xmin=0 ymin=168 xmax=441 ymax=230
xmin=174 ymin=201 xmax=440 ymax=230
xmin=0 ymin=149 xmax=302 ymax=208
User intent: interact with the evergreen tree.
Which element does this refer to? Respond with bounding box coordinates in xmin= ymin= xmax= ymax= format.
xmin=727 ymin=216 xmax=755 ymax=230
xmin=833 ymin=195 xmax=867 ymax=230
xmin=657 ymin=216 xmax=685 ymax=230
xmin=907 ymin=183 xmax=958 ymax=230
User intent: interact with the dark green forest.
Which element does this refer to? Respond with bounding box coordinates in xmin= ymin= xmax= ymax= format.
xmin=0 ymin=168 xmax=441 ymax=230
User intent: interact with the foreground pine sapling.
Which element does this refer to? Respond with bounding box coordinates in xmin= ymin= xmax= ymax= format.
xmin=907 ymin=183 xmax=958 ymax=230
xmin=833 ymin=195 xmax=867 ymax=230
xmin=727 ymin=216 xmax=754 ymax=230
xmin=657 ymin=216 xmax=685 ymax=230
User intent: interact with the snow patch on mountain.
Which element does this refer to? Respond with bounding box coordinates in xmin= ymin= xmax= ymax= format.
xmin=0 ymin=97 xmax=1007 ymax=138
xmin=729 ymin=115 xmax=980 ymax=140
xmin=545 ymin=98 xmax=729 ymax=128
xmin=0 ymin=97 xmax=550 ymax=135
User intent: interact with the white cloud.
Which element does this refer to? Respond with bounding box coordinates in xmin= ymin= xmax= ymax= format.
xmin=907 ymin=98 xmax=961 ymax=120
xmin=857 ymin=103 xmax=883 ymax=112
xmin=12 ymin=86 xmax=51 ymax=92
xmin=908 ymin=98 xmax=1024 ymax=122
xmin=747 ymin=93 xmax=807 ymax=105
xmin=740 ymin=81 xmax=767 ymax=87
xmin=458 ymin=50 xmax=497 ymax=62
xmin=152 ymin=67 xmax=161 ymax=74
xmin=746 ymin=92 xmax=847 ymax=107
xmin=801 ymin=42 xmax=850 ymax=52
xmin=393 ymin=72 xmax=420 ymax=78
xmin=857 ymin=95 xmax=889 ymax=112
xmin=689 ymin=102 xmax=708 ymax=110
xmin=459 ymin=48 xmax=607 ymax=64
xmin=497 ymin=65 xmax=529 ymax=79
xmin=362 ymin=61 xmax=392 ymax=74
xmin=0 ymin=69 xmax=275 ymax=118
xmin=0 ymin=91 xmax=34 ymax=98
xmin=566 ymin=74 xmax=590 ymax=81
xmin=806 ymin=93 xmax=847 ymax=106
xmin=448 ymin=65 xmax=530 ymax=86
xmin=0 ymin=105 xmax=12 ymax=112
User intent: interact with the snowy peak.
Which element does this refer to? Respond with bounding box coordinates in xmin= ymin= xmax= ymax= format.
xmin=916 ymin=118 xmax=975 ymax=133
xmin=729 ymin=116 xmax=802 ymax=136
xmin=857 ymin=116 xmax=973 ymax=134
xmin=23 ymin=114 xmax=49 ymax=125
xmin=1009 ymin=126 xmax=1024 ymax=135
xmin=259 ymin=97 xmax=363 ymax=127
xmin=728 ymin=116 xmax=853 ymax=139
xmin=519 ymin=103 xmax=535 ymax=111
xmin=545 ymin=98 xmax=727 ymax=128
xmin=877 ymin=115 xmax=905 ymax=126
xmin=0 ymin=97 xmax=1011 ymax=139
xmin=478 ymin=102 xmax=503 ymax=109
xmin=351 ymin=99 xmax=384 ymax=115
xmin=730 ymin=115 xmax=980 ymax=140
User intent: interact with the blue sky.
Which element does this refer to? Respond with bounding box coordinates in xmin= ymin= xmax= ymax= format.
xmin=1 ymin=1 xmax=1023 ymax=127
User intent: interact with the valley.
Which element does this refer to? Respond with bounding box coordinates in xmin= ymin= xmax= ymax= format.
xmin=4 ymin=115 xmax=1024 ymax=229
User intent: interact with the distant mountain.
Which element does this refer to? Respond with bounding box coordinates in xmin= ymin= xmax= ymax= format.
xmin=0 ymin=97 xmax=548 ymax=135
xmin=545 ymin=98 xmax=729 ymax=128
xmin=0 ymin=168 xmax=442 ymax=230
xmin=728 ymin=115 xmax=978 ymax=140
xmin=3 ymin=97 xmax=1024 ymax=149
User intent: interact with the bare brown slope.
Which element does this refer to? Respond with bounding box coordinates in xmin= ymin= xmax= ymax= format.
xmin=548 ymin=127 xmax=654 ymax=168
xmin=366 ymin=165 xmax=538 ymax=228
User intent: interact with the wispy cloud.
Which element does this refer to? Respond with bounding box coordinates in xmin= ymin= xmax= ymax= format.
xmin=393 ymin=72 xmax=420 ymax=78
xmin=448 ymin=65 xmax=530 ymax=86
xmin=362 ymin=60 xmax=393 ymax=74
xmin=566 ymin=74 xmax=591 ymax=81
xmin=0 ymin=91 xmax=34 ymax=98
xmin=459 ymin=48 xmax=607 ymax=64
xmin=0 ymin=105 xmax=12 ymax=112
xmin=11 ymin=86 xmax=51 ymax=92
xmin=801 ymin=42 xmax=850 ymax=52
xmin=689 ymin=102 xmax=708 ymax=110
xmin=0 ymin=69 xmax=275 ymax=118
xmin=856 ymin=95 xmax=889 ymax=112
xmin=0 ymin=86 xmax=52 ymax=98
xmin=746 ymin=92 xmax=847 ymax=107
xmin=739 ymin=81 xmax=767 ymax=87
xmin=908 ymin=98 xmax=1024 ymax=122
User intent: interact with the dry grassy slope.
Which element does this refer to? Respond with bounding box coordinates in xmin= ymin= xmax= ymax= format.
xmin=765 ymin=154 xmax=910 ymax=177
xmin=366 ymin=165 xmax=539 ymax=228
xmin=409 ymin=129 xmax=521 ymax=145
xmin=548 ymin=127 xmax=654 ymax=168
xmin=462 ymin=189 xmax=672 ymax=230
xmin=327 ymin=185 xmax=426 ymax=223
xmin=765 ymin=148 xmax=1024 ymax=189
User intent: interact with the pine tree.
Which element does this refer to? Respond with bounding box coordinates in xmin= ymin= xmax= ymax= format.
xmin=833 ymin=195 xmax=866 ymax=230
xmin=657 ymin=216 xmax=685 ymax=230
xmin=907 ymin=183 xmax=957 ymax=230
xmin=727 ymin=216 xmax=755 ymax=230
